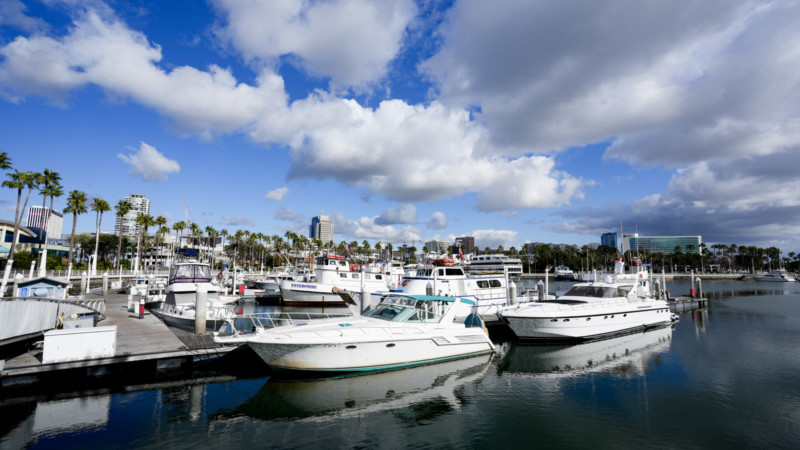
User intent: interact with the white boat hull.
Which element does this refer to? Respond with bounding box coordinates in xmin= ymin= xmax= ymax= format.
xmin=501 ymin=301 xmax=672 ymax=341
xmin=248 ymin=333 xmax=493 ymax=372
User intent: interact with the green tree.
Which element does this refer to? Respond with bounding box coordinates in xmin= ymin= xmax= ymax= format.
xmin=64 ymin=190 xmax=88 ymax=272
xmin=135 ymin=214 xmax=155 ymax=270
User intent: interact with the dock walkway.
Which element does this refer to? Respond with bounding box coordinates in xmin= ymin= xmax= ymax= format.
xmin=1 ymin=293 xmax=236 ymax=388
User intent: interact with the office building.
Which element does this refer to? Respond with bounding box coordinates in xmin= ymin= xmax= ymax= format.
xmin=115 ymin=194 xmax=150 ymax=238
xmin=601 ymin=232 xmax=618 ymax=249
xmin=310 ymin=215 xmax=333 ymax=243
xmin=26 ymin=206 xmax=63 ymax=239
xmin=622 ymin=234 xmax=702 ymax=255
xmin=424 ymin=240 xmax=450 ymax=254
xmin=455 ymin=236 xmax=475 ymax=254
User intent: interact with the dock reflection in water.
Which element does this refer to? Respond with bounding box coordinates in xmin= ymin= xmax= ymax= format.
xmin=211 ymin=354 xmax=493 ymax=423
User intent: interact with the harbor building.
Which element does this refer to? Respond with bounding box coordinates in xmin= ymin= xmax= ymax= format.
xmin=601 ymin=232 xmax=617 ymax=249
xmin=622 ymin=234 xmax=702 ymax=254
xmin=310 ymin=215 xmax=333 ymax=243
xmin=115 ymin=194 xmax=151 ymax=239
xmin=26 ymin=206 xmax=64 ymax=239
xmin=455 ymin=236 xmax=475 ymax=254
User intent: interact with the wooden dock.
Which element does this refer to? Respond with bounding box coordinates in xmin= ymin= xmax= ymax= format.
xmin=1 ymin=293 xmax=240 ymax=388
xmin=668 ymin=296 xmax=708 ymax=312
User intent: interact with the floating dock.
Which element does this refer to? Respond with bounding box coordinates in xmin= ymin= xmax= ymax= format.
xmin=668 ymin=296 xmax=708 ymax=312
xmin=1 ymin=293 xmax=241 ymax=389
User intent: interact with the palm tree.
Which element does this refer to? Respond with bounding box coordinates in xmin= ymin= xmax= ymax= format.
xmin=114 ymin=200 xmax=131 ymax=269
xmin=135 ymin=214 xmax=154 ymax=271
xmin=188 ymin=222 xmax=202 ymax=249
xmin=0 ymin=152 xmax=11 ymax=171
xmin=64 ymin=190 xmax=88 ymax=274
xmin=90 ymin=197 xmax=110 ymax=274
xmin=205 ymin=226 xmax=218 ymax=266
xmin=35 ymin=169 xmax=61 ymax=253
xmin=172 ymin=220 xmax=186 ymax=249
xmin=37 ymin=180 xmax=63 ymax=275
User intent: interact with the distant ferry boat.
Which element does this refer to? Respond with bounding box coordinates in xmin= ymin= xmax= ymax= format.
xmin=553 ymin=266 xmax=575 ymax=281
xmin=466 ymin=254 xmax=523 ymax=277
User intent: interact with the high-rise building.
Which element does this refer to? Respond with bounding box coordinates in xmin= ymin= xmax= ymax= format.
xmin=310 ymin=215 xmax=333 ymax=243
xmin=455 ymin=236 xmax=475 ymax=254
xmin=115 ymin=194 xmax=151 ymax=238
xmin=424 ymin=240 xmax=450 ymax=253
xmin=622 ymin=234 xmax=702 ymax=255
xmin=26 ymin=206 xmax=63 ymax=239
xmin=601 ymin=232 xmax=618 ymax=249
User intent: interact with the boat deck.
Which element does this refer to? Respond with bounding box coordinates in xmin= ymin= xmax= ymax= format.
xmin=1 ymin=293 xmax=237 ymax=388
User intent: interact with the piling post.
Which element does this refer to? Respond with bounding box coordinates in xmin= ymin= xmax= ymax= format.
xmin=537 ymin=280 xmax=544 ymax=301
xmin=696 ymin=278 xmax=703 ymax=299
xmin=195 ymin=283 xmax=208 ymax=334
xmin=509 ymin=281 xmax=517 ymax=305
xmin=102 ymin=271 xmax=109 ymax=295
xmin=29 ymin=261 xmax=35 ymax=280
xmin=545 ymin=269 xmax=549 ymax=300
xmin=81 ymin=271 xmax=88 ymax=294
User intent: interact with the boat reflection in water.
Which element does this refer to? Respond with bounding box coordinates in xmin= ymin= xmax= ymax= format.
xmin=210 ymin=353 xmax=492 ymax=423
xmin=497 ymin=325 xmax=674 ymax=377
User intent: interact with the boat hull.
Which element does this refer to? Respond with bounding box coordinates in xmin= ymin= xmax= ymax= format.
xmin=501 ymin=302 xmax=672 ymax=341
xmin=247 ymin=336 xmax=494 ymax=372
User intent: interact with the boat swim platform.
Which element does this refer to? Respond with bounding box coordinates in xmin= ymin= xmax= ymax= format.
xmin=0 ymin=293 xmax=240 ymax=389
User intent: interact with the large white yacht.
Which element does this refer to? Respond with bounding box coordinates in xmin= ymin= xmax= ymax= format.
xmin=279 ymin=254 xmax=392 ymax=307
xmin=376 ymin=261 xmax=529 ymax=318
xmin=214 ymin=293 xmax=495 ymax=373
xmin=754 ymin=270 xmax=792 ymax=282
xmin=499 ymin=264 xmax=674 ymax=341
xmin=465 ymin=254 xmax=523 ymax=278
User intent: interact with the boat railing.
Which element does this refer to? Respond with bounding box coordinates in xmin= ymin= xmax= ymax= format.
xmin=534 ymin=296 xmax=660 ymax=312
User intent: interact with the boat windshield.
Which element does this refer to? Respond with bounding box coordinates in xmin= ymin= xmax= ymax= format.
xmin=366 ymin=296 xmax=443 ymax=322
xmin=562 ymin=285 xmax=623 ymax=298
xmin=171 ymin=264 xmax=212 ymax=280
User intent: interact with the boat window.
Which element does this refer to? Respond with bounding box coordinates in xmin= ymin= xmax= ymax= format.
xmin=563 ymin=285 xmax=619 ymax=298
xmin=489 ymin=280 xmax=502 ymax=287
xmin=438 ymin=268 xmax=445 ymax=276
xmin=375 ymin=274 xmax=382 ymax=280
xmin=446 ymin=268 xmax=463 ymax=276
xmin=370 ymin=304 xmax=405 ymax=321
xmin=352 ymin=273 xmax=360 ymax=279
xmin=364 ymin=274 xmax=371 ymax=280
xmin=340 ymin=273 xmax=348 ymax=279
xmin=477 ymin=280 xmax=489 ymax=288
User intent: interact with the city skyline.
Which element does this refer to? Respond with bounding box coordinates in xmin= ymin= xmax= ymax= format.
xmin=1 ymin=1 xmax=799 ymax=253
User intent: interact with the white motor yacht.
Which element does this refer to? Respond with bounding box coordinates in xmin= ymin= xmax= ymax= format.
xmin=214 ymin=293 xmax=495 ymax=373
xmin=499 ymin=274 xmax=674 ymax=341
xmin=279 ymin=254 xmax=391 ymax=307
xmin=754 ymin=270 xmax=792 ymax=282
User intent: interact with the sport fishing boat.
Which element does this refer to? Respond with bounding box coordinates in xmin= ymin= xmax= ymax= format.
xmin=150 ymin=261 xmax=236 ymax=331
xmin=279 ymin=254 xmax=392 ymax=307
xmin=499 ymin=272 xmax=674 ymax=341
xmin=214 ymin=293 xmax=495 ymax=373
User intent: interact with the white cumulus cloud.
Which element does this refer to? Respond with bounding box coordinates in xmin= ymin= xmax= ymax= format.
xmin=426 ymin=211 xmax=447 ymax=230
xmin=264 ymin=187 xmax=289 ymax=201
xmin=117 ymin=142 xmax=180 ymax=182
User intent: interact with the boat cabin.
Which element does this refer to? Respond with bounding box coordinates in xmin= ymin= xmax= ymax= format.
xmin=365 ymin=294 xmax=474 ymax=324
xmin=169 ymin=263 xmax=213 ymax=284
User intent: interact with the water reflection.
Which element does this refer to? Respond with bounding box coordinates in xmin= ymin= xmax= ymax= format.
xmin=1 ymin=395 xmax=110 ymax=448
xmin=497 ymin=325 xmax=674 ymax=378
xmin=210 ymin=354 xmax=492 ymax=423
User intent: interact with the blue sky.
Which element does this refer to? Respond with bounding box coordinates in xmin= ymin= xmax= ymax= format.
xmin=1 ymin=0 xmax=799 ymax=252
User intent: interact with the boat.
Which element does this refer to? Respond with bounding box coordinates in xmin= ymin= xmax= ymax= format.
xmin=126 ymin=276 xmax=150 ymax=296
xmin=150 ymin=261 xmax=236 ymax=331
xmin=465 ymin=254 xmax=523 ymax=278
xmin=754 ymin=270 xmax=792 ymax=282
xmin=214 ymin=293 xmax=495 ymax=373
xmin=553 ymin=266 xmax=575 ymax=281
xmin=279 ymin=254 xmax=392 ymax=307
xmin=375 ymin=263 xmax=531 ymax=318
xmin=499 ymin=269 xmax=674 ymax=341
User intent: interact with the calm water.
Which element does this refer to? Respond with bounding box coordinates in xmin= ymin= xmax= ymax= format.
xmin=3 ymin=280 xmax=800 ymax=449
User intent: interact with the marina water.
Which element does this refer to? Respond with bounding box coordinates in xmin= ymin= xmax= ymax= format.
xmin=2 ymin=280 xmax=799 ymax=448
